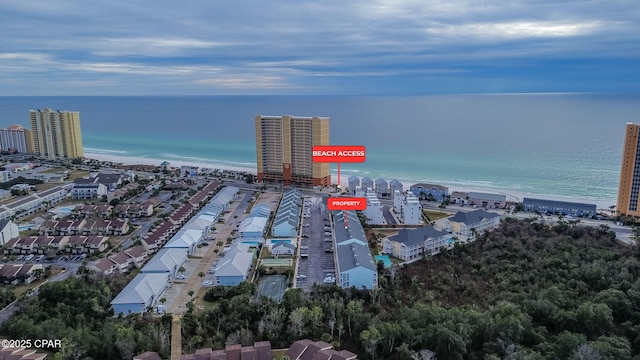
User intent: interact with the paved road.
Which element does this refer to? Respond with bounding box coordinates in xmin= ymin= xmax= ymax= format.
xmin=0 ymin=266 xmax=77 ymax=326
xmin=165 ymin=190 xmax=251 ymax=314
xmin=296 ymin=196 xmax=335 ymax=291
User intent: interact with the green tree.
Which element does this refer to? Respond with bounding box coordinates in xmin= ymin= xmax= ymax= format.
xmin=360 ymin=324 xmax=382 ymax=360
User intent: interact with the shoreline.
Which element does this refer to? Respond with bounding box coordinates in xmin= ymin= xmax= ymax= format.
xmin=84 ymin=151 xmax=617 ymax=211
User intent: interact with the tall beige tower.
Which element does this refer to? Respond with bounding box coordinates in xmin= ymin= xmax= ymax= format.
xmin=255 ymin=115 xmax=330 ymax=186
xmin=617 ymin=123 xmax=640 ymax=217
xmin=30 ymin=109 xmax=84 ymax=160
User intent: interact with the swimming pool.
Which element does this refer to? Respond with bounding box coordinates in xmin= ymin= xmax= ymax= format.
xmin=18 ymin=223 xmax=35 ymax=232
xmin=375 ymin=255 xmax=392 ymax=268
xmin=49 ymin=204 xmax=80 ymax=217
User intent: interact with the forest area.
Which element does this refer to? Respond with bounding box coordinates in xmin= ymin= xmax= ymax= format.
xmin=2 ymin=218 xmax=640 ymax=359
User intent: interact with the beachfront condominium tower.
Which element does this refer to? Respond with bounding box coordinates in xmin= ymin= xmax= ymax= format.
xmin=0 ymin=124 xmax=33 ymax=153
xmin=617 ymin=122 xmax=640 ymax=217
xmin=29 ymin=109 xmax=84 ymax=160
xmin=255 ymin=115 xmax=330 ymax=186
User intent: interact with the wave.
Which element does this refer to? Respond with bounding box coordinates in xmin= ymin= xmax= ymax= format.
xmin=156 ymin=153 xmax=256 ymax=168
xmin=84 ymin=147 xmax=129 ymax=155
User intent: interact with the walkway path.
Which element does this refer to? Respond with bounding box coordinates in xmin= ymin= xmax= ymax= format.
xmin=171 ymin=314 xmax=181 ymax=360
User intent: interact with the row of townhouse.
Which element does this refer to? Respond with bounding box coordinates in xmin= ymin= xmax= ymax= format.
xmin=140 ymin=338 xmax=358 ymax=360
xmin=272 ymin=189 xmax=302 ymax=237
xmin=0 ymin=340 xmax=47 ymax=359
xmin=88 ymin=245 xmax=149 ymax=275
xmin=0 ymin=263 xmax=44 ymax=285
xmin=382 ymin=209 xmax=502 ymax=262
xmin=450 ymin=191 xmax=508 ymax=208
xmin=332 ymin=210 xmax=378 ymax=290
xmin=39 ymin=218 xmax=129 ymax=236
xmin=110 ymin=185 xmax=234 ymax=315
xmin=111 ymin=181 xmax=142 ymax=201
xmin=213 ymin=243 xmax=254 ymax=286
xmin=238 ymin=204 xmax=271 ymax=242
xmin=0 ymin=184 xmax=72 ymax=221
xmin=3 ymin=235 xmax=110 ymax=255
xmin=349 ymin=176 xmax=403 ymax=198
xmin=71 ymin=202 xmax=157 ymax=219
xmin=73 ymin=204 xmax=113 ymax=218
xmin=113 ymin=202 xmax=155 ymax=218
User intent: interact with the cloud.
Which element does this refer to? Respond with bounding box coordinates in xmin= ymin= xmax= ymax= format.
xmin=0 ymin=0 xmax=638 ymax=95
xmin=426 ymin=20 xmax=604 ymax=39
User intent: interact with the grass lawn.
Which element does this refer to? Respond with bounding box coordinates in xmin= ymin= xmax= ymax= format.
xmin=67 ymin=170 xmax=90 ymax=181
xmin=423 ymin=210 xmax=450 ymax=221
xmin=194 ymin=287 xmax=217 ymax=312
xmin=13 ymin=268 xmax=64 ymax=298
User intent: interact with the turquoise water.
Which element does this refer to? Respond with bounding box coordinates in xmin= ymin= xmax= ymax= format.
xmin=269 ymin=239 xmax=293 ymax=245
xmin=375 ymin=255 xmax=392 ymax=268
xmin=240 ymin=241 xmax=261 ymax=247
xmin=18 ymin=224 xmax=34 ymax=231
xmin=3 ymin=94 xmax=639 ymax=206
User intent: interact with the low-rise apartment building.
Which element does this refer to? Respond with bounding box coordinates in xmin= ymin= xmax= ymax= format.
xmin=448 ymin=209 xmax=501 ymax=241
xmin=382 ymin=226 xmax=453 ymax=262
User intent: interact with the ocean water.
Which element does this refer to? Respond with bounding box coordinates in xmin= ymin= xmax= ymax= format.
xmin=1 ymin=94 xmax=639 ymax=207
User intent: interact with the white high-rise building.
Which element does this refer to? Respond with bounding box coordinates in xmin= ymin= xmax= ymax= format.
xmin=0 ymin=124 xmax=33 ymax=153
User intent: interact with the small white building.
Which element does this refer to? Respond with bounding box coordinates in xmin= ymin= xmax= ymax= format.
xmin=374 ymin=178 xmax=389 ymax=197
xmin=0 ymin=219 xmax=19 ymax=246
xmin=363 ymin=189 xmax=385 ymax=225
xmin=271 ymin=242 xmax=296 ymax=256
xmin=389 ymin=179 xmax=403 ymax=194
xmin=348 ymin=176 xmax=360 ymax=195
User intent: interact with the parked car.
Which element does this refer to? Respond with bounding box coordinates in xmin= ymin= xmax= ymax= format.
xmin=296 ymin=274 xmax=307 ymax=279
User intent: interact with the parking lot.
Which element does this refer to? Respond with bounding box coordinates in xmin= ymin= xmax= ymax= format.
xmin=295 ymin=196 xmax=336 ymax=291
xmin=13 ymin=253 xmax=87 ymax=264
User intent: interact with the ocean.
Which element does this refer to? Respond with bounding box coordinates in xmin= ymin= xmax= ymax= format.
xmin=2 ymin=94 xmax=639 ymax=208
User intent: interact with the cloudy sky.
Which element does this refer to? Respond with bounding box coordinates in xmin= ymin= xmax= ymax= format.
xmin=1 ymin=0 xmax=638 ymax=95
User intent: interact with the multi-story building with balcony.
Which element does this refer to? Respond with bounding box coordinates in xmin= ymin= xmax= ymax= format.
xmin=255 ymin=115 xmax=330 ymax=186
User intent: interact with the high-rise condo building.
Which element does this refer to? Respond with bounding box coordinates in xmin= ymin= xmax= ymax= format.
xmin=255 ymin=115 xmax=330 ymax=186
xmin=30 ymin=109 xmax=84 ymax=160
xmin=617 ymin=123 xmax=640 ymax=217
xmin=0 ymin=124 xmax=33 ymax=153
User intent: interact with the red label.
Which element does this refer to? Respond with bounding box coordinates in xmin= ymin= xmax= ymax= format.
xmin=327 ymin=197 xmax=367 ymax=210
xmin=312 ymin=145 xmax=366 ymax=163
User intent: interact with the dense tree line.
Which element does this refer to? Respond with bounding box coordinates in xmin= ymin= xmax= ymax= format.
xmin=3 ymin=219 xmax=640 ymax=359
xmin=0 ymin=287 xmax=16 ymax=307
xmin=0 ymin=276 xmax=171 ymax=359
xmin=183 ymin=219 xmax=640 ymax=359
xmin=0 ymin=176 xmax=43 ymax=189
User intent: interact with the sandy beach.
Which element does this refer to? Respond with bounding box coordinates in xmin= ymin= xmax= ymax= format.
xmin=85 ymin=150 xmax=616 ymax=211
